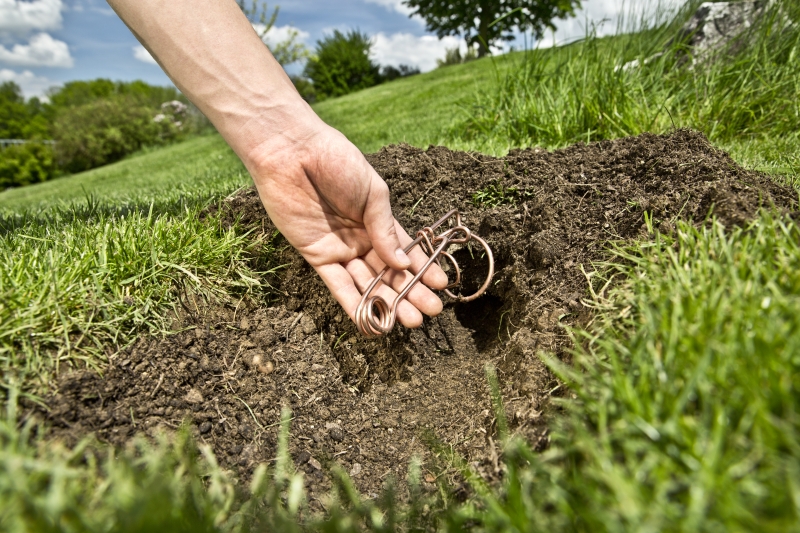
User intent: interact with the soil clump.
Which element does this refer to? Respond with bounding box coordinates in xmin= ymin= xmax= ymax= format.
xmin=39 ymin=130 xmax=797 ymax=501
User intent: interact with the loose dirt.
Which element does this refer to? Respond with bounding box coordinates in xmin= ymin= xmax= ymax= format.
xmin=39 ymin=130 xmax=797 ymax=501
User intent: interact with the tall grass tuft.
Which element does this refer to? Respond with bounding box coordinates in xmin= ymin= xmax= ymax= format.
xmin=453 ymin=0 xmax=800 ymax=152
xmin=0 ymin=197 xmax=267 ymax=395
xmin=445 ymin=213 xmax=800 ymax=531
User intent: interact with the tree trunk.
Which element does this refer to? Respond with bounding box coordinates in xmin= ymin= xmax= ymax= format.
xmin=477 ymin=12 xmax=491 ymax=57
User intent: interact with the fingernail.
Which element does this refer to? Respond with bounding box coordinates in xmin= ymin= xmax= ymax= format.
xmin=395 ymin=248 xmax=411 ymax=268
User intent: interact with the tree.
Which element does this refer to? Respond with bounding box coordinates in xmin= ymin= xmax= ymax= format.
xmin=237 ymin=0 xmax=309 ymax=65
xmin=303 ymin=30 xmax=381 ymax=99
xmin=403 ymin=0 xmax=582 ymax=57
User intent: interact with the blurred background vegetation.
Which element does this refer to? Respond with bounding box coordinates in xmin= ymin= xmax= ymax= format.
xmin=0 ymin=79 xmax=211 ymax=189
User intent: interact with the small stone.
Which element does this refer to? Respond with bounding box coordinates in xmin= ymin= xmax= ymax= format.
xmin=300 ymin=314 xmax=316 ymax=335
xmin=258 ymin=361 xmax=275 ymax=375
xmin=349 ymin=462 xmax=362 ymax=477
xmin=185 ymin=388 xmax=203 ymax=404
xmin=424 ymin=473 xmax=436 ymax=483
xmin=240 ymin=317 xmax=250 ymax=330
xmin=308 ymin=457 xmax=322 ymax=470
xmin=330 ymin=428 xmax=344 ymax=442
xmin=199 ymin=421 xmax=212 ymax=434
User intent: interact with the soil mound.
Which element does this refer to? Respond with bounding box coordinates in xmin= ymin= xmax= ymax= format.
xmin=40 ymin=130 xmax=796 ymax=500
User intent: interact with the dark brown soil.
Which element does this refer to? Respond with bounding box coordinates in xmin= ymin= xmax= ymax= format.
xmin=38 ymin=130 xmax=796 ymax=501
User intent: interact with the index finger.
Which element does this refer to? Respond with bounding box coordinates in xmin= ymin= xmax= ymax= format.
xmin=396 ymin=220 xmax=449 ymax=290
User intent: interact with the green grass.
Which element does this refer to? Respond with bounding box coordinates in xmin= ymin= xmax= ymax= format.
xmin=0 ymin=200 xmax=267 ymax=395
xmin=2 ymin=0 xmax=800 ymax=530
xmin=312 ymin=53 xmax=523 ymax=154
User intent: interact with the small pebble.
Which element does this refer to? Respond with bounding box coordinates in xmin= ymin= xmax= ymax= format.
xmin=308 ymin=457 xmax=322 ymax=470
xmin=199 ymin=421 xmax=212 ymax=434
xmin=185 ymin=388 xmax=203 ymax=404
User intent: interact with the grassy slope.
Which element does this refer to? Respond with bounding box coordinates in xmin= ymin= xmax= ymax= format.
xmin=313 ymin=53 xmax=521 ymax=154
xmin=0 ymin=135 xmax=247 ymax=213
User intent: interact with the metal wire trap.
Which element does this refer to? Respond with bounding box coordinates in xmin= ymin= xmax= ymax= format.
xmin=355 ymin=209 xmax=495 ymax=338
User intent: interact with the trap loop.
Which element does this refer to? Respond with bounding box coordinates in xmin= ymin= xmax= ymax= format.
xmin=356 ymin=209 xmax=495 ymax=338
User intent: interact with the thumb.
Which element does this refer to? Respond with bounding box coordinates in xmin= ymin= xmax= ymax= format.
xmin=362 ymin=177 xmax=411 ymax=271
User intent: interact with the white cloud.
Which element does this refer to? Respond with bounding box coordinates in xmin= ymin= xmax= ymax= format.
xmin=363 ymin=0 xmax=415 ymax=17
xmin=252 ymin=23 xmax=310 ymax=48
xmin=0 ymin=67 xmax=59 ymax=98
xmin=0 ymin=0 xmax=63 ymax=38
xmin=132 ymin=44 xmax=157 ymax=65
xmin=371 ymin=32 xmax=464 ymax=72
xmin=0 ymin=32 xmax=72 ymax=67
xmin=539 ymin=0 xmax=685 ymax=47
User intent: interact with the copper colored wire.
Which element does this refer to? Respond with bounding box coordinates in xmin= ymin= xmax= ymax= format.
xmin=355 ymin=209 xmax=495 ymax=338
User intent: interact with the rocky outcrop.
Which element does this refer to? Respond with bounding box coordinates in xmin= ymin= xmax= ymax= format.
xmin=676 ymin=1 xmax=766 ymax=64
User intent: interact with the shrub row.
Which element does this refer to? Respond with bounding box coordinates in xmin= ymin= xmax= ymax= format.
xmin=0 ymin=79 xmax=210 ymax=190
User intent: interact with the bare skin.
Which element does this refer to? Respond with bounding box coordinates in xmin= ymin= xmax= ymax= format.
xmin=107 ymin=0 xmax=448 ymax=328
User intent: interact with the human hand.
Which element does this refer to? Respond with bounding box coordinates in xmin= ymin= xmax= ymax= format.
xmin=245 ymin=114 xmax=449 ymax=328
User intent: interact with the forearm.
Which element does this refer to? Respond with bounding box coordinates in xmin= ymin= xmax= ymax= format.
xmin=107 ymin=0 xmax=322 ymax=168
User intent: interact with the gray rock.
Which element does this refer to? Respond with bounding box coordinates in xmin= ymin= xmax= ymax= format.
xmin=619 ymin=1 xmax=785 ymax=71
xmin=676 ymin=1 xmax=766 ymax=64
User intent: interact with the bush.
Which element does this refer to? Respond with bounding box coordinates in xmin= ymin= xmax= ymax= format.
xmin=290 ymin=75 xmax=317 ymax=103
xmin=380 ymin=64 xmax=421 ymax=82
xmin=53 ymin=96 xmax=181 ymax=173
xmin=45 ymin=79 xmax=185 ymax=115
xmin=0 ymin=142 xmax=55 ymax=189
xmin=303 ymin=29 xmax=380 ymax=99
xmin=436 ymin=46 xmax=478 ymax=67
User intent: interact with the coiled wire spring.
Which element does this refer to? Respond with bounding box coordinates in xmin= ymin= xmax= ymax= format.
xmin=355 ymin=209 xmax=494 ymax=338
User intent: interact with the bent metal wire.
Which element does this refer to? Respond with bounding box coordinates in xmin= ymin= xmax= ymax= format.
xmin=355 ymin=209 xmax=495 ymax=338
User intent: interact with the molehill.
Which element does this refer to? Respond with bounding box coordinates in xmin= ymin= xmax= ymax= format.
xmin=40 ymin=129 xmax=797 ymax=501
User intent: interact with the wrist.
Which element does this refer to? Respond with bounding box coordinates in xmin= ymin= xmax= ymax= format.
xmin=238 ymin=98 xmax=325 ymax=175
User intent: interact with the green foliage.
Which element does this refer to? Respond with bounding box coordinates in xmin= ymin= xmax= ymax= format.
xmin=0 ymin=135 xmax=247 ymax=211
xmin=379 ymin=64 xmax=421 ymax=82
xmin=471 ymin=179 xmax=519 ymax=207
xmin=52 ymin=96 xmax=181 ymax=173
xmin=46 ymin=79 xmax=184 ymax=114
xmin=403 ymin=0 xmax=581 ymax=57
xmin=0 ymin=82 xmax=48 ymax=139
xmin=0 ymin=143 xmax=55 ymax=189
xmin=303 ymin=29 xmax=381 ymax=99
xmin=437 ymin=45 xmax=478 ymax=67
xmin=290 ymin=75 xmax=317 ymax=103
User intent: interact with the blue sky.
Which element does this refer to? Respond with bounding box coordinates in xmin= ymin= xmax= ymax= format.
xmin=0 ymin=0 xmax=679 ymax=99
